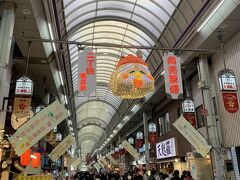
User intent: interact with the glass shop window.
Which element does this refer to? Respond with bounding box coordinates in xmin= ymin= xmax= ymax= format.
xmin=158 ymin=112 xmax=170 ymax=136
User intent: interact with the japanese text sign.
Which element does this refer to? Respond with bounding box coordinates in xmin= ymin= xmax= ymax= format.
xmin=218 ymin=69 xmax=237 ymax=91
xmin=15 ymin=76 xmax=33 ymax=96
xmin=13 ymin=97 xmax=32 ymax=117
xmin=156 ymin=138 xmax=176 ymax=159
xmin=173 ymin=116 xmax=211 ymax=157
xmin=48 ymin=134 xmax=74 ymax=162
xmin=78 ymin=48 xmax=96 ymax=96
xmin=122 ymin=140 xmax=139 ymax=160
xmin=163 ymin=52 xmax=183 ymax=99
xmin=9 ymin=100 xmax=68 ymax=156
xmin=100 ymin=157 xmax=108 ymax=166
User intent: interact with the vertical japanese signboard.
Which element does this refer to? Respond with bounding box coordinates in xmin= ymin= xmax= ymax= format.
xmin=163 ymin=52 xmax=183 ymax=99
xmin=122 ymin=140 xmax=139 ymax=160
xmin=9 ymin=100 xmax=68 ymax=156
xmin=156 ymin=138 xmax=176 ymax=159
xmin=78 ymin=48 xmax=96 ymax=96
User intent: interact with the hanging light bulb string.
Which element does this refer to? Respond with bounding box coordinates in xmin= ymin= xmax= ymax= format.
xmin=25 ymin=41 xmax=32 ymax=75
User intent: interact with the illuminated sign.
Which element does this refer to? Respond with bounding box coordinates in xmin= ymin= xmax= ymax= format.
xmin=163 ymin=52 xmax=183 ymax=99
xmin=78 ymin=48 xmax=96 ymax=96
xmin=156 ymin=138 xmax=176 ymax=159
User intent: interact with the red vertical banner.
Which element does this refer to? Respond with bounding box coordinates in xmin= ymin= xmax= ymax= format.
xmin=183 ymin=113 xmax=196 ymax=127
xmin=78 ymin=48 xmax=96 ymax=96
xmin=163 ymin=52 xmax=183 ymax=99
xmin=222 ymin=92 xmax=239 ymax=113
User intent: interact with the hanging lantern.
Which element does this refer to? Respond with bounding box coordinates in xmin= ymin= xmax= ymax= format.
xmin=109 ymin=54 xmax=155 ymax=99
xmin=31 ymin=152 xmax=41 ymax=168
xmin=136 ymin=131 xmax=144 ymax=148
xmin=20 ymin=149 xmax=31 ymax=166
xmin=114 ymin=147 xmax=119 ymax=158
xmin=148 ymin=123 xmax=157 ymax=144
xmin=128 ymin=137 xmax=134 ymax=145
xmin=118 ymin=144 xmax=125 ymax=156
xmin=56 ymin=133 xmax=62 ymax=141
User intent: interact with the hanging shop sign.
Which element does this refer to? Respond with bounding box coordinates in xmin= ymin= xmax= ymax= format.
xmin=109 ymin=54 xmax=155 ymax=99
xmin=222 ymin=92 xmax=239 ymax=113
xmin=15 ymin=76 xmax=33 ymax=96
xmin=156 ymin=138 xmax=176 ymax=159
xmin=183 ymin=113 xmax=196 ymax=127
xmin=122 ymin=140 xmax=140 ymax=160
xmin=9 ymin=100 xmax=68 ymax=156
xmin=218 ymin=69 xmax=237 ymax=91
xmin=78 ymin=48 xmax=96 ymax=96
xmin=182 ymin=99 xmax=195 ymax=113
xmin=100 ymin=157 xmax=108 ymax=166
xmin=48 ymin=134 xmax=74 ymax=162
xmin=97 ymin=160 xmax=105 ymax=168
xmin=136 ymin=131 xmax=144 ymax=148
xmin=163 ymin=52 xmax=183 ymax=99
xmin=106 ymin=153 xmax=118 ymax=165
xmin=148 ymin=123 xmax=157 ymax=144
xmin=11 ymin=97 xmax=34 ymax=130
xmin=173 ymin=116 xmax=211 ymax=157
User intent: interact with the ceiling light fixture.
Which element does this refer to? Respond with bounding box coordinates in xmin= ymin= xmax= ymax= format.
xmin=131 ymin=104 xmax=139 ymax=112
xmin=64 ymin=95 xmax=68 ymax=105
xmin=48 ymin=23 xmax=57 ymax=52
xmin=197 ymin=0 xmax=225 ymax=32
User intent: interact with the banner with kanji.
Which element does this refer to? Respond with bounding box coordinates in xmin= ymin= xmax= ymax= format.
xmin=9 ymin=100 xmax=68 ymax=156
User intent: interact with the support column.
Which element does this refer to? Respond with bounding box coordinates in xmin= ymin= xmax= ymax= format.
xmin=198 ymin=55 xmax=225 ymax=180
xmin=143 ymin=111 xmax=150 ymax=170
xmin=0 ymin=1 xmax=15 ymax=130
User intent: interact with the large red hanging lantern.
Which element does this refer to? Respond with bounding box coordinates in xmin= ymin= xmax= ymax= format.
xmin=20 ymin=149 xmax=31 ymax=166
xmin=109 ymin=54 xmax=155 ymax=99
xmin=135 ymin=131 xmax=144 ymax=148
xmin=31 ymin=152 xmax=41 ymax=168
xmin=148 ymin=122 xmax=157 ymax=144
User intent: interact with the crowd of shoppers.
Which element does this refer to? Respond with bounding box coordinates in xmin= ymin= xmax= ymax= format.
xmin=70 ymin=169 xmax=193 ymax=180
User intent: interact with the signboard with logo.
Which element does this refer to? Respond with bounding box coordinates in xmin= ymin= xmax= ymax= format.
xmin=156 ymin=138 xmax=176 ymax=159
xmin=173 ymin=116 xmax=211 ymax=157
xmin=182 ymin=99 xmax=195 ymax=113
xmin=15 ymin=76 xmax=33 ymax=96
xmin=222 ymin=92 xmax=239 ymax=113
xmin=48 ymin=134 xmax=74 ymax=162
xmin=163 ymin=52 xmax=183 ymax=99
xmin=218 ymin=69 xmax=237 ymax=91
xmin=78 ymin=48 xmax=96 ymax=96
xmin=9 ymin=100 xmax=68 ymax=156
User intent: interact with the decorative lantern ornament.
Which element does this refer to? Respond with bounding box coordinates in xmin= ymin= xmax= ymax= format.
xmin=20 ymin=149 xmax=31 ymax=166
xmin=128 ymin=137 xmax=134 ymax=145
xmin=109 ymin=53 xmax=155 ymax=99
xmin=135 ymin=131 xmax=144 ymax=148
xmin=148 ymin=122 xmax=157 ymax=144
xmin=32 ymin=152 xmax=41 ymax=168
xmin=114 ymin=147 xmax=119 ymax=158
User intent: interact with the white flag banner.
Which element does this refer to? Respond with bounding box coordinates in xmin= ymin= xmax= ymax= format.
xmin=106 ymin=153 xmax=118 ymax=165
xmin=173 ymin=116 xmax=212 ymax=157
xmin=122 ymin=140 xmax=139 ymax=160
xmin=48 ymin=134 xmax=74 ymax=162
xmin=9 ymin=100 xmax=68 ymax=156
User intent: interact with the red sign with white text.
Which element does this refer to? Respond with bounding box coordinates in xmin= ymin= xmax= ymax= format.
xmin=163 ymin=52 xmax=183 ymax=99
xmin=78 ymin=48 xmax=96 ymax=96
xmin=222 ymin=92 xmax=239 ymax=113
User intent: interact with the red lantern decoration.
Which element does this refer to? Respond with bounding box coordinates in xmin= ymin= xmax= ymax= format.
xmin=135 ymin=131 xmax=144 ymax=148
xmin=31 ymin=152 xmax=41 ymax=168
xmin=20 ymin=149 xmax=31 ymax=166
xmin=148 ymin=123 xmax=157 ymax=144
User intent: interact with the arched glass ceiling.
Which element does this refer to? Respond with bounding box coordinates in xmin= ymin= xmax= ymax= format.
xmin=62 ymin=0 xmax=181 ymax=156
